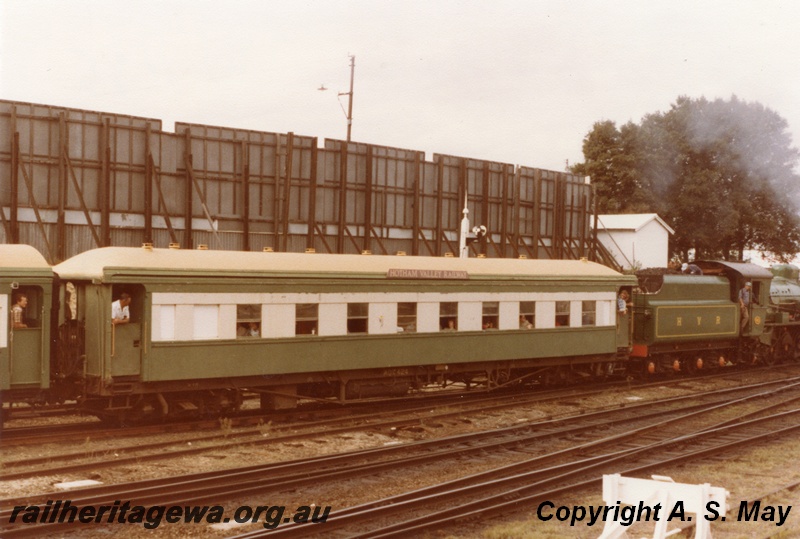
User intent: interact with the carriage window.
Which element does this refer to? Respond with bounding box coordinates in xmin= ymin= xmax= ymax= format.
xmin=519 ymin=301 xmax=535 ymax=329
xmin=555 ymin=301 xmax=570 ymax=327
xmin=112 ymin=284 xmax=144 ymax=323
xmin=582 ymin=301 xmax=596 ymax=326
xmin=440 ymin=302 xmax=458 ymax=331
xmin=347 ymin=303 xmax=369 ymax=334
xmin=296 ymin=304 xmax=318 ymax=335
xmin=482 ymin=302 xmax=499 ymax=330
xmin=397 ymin=302 xmax=417 ymax=332
xmin=237 ymin=304 xmax=261 ymax=338
xmin=10 ymin=286 xmax=42 ymax=329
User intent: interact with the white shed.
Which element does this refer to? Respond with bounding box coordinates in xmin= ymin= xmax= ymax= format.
xmin=596 ymin=214 xmax=674 ymax=270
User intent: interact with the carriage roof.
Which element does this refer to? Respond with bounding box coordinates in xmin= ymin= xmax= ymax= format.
xmin=53 ymin=246 xmax=631 ymax=283
xmin=0 ymin=244 xmax=52 ymax=275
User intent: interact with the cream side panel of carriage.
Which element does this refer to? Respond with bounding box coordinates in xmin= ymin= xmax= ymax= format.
xmin=150 ymin=290 xmax=619 ymax=341
xmin=263 ymin=304 xmax=295 ymax=338
xmin=570 ymin=301 xmax=583 ymax=327
xmin=318 ymin=304 xmax=346 ymax=336
xmin=416 ymin=302 xmax=440 ymax=333
xmin=175 ymin=305 xmax=194 ymax=341
xmin=369 ymin=303 xmax=398 ymax=335
xmin=597 ymin=300 xmax=614 ymax=326
xmin=0 ymin=294 xmax=7 ymax=348
xmin=536 ymin=302 xmax=556 ymax=329
xmin=458 ymin=302 xmax=482 ymax=331
xmin=193 ymin=305 xmax=220 ymax=340
xmin=218 ymin=304 xmax=237 ymax=340
xmin=498 ymin=302 xmax=518 ymax=331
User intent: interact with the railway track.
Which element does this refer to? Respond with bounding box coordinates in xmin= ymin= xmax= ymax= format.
xmin=315 ymin=411 xmax=800 ymax=539
xmin=3 ymin=368 xmax=797 ymax=481
xmin=238 ymin=386 xmax=800 ymax=538
xmin=2 ymin=376 xmax=800 ymax=538
xmin=3 ymin=363 xmax=793 ymax=448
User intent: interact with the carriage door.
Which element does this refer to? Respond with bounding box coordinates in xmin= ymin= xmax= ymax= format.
xmin=110 ymin=285 xmax=145 ymax=378
xmin=616 ymin=291 xmax=632 ymax=351
xmin=8 ymin=286 xmax=45 ymax=387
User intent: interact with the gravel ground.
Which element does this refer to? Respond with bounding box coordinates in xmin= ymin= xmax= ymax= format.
xmin=3 ymin=368 xmax=800 ymax=538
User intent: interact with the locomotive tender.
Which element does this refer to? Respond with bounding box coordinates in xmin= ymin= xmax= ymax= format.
xmin=1 ymin=244 xmax=798 ymax=425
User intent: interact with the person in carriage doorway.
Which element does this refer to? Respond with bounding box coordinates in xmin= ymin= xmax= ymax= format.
xmin=112 ymin=292 xmax=132 ymax=325
xmin=11 ymin=293 xmax=28 ymax=328
xmin=617 ymin=290 xmax=630 ymax=316
xmin=739 ymin=282 xmax=753 ymax=331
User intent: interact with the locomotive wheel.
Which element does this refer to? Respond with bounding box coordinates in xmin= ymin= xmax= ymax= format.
xmin=681 ymin=355 xmax=702 ymax=375
xmin=645 ymin=360 xmax=659 ymax=376
xmin=794 ymin=331 xmax=800 ymax=362
xmin=769 ymin=330 xmax=794 ymax=365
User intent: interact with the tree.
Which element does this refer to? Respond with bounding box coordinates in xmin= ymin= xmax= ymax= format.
xmin=571 ymin=120 xmax=655 ymax=214
xmin=574 ymin=96 xmax=800 ymax=261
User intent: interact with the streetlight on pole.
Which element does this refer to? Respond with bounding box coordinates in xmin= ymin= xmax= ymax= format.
xmin=338 ymin=55 xmax=355 ymax=142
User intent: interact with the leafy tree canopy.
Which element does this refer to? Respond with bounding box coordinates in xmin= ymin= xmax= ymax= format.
xmin=572 ymin=96 xmax=800 ymax=262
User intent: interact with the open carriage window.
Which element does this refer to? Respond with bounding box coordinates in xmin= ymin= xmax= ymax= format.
xmin=397 ymin=302 xmax=417 ymax=332
xmin=440 ymin=302 xmax=458 ymax=331
xmin=111 ymin=284 xmax=145 ymax=323
xmin=347 ymin=303 xmax=369 ymax=334
xmin=582 ymin=301 xmax=596 ymax=326
xmin=482 ymin=302 xmax=499 ymax=330
xmin=237 ymin=304 xmax=261 ymax=338
xmin=10 ymin=286 xmax=42 ymax=329
xmin=555 ymin=301 xmax=570 ymax=327
xmin=519 ymin=301 xmax=535 ymax=329
xmin=296 ymin=304 xmax=318 ymax=335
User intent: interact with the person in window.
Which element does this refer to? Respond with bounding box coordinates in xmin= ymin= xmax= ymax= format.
xmin=681 ymin=262 xmax=703 ymax=275
xmin=442 ymin=319 xmax=457 ymax=331
xmin=247 ymin=322 xmax=260 ymax=337
xmin=112 ymin=293 xmax=132 ymax=325
xmin=519 ymin=315 xmax=533 ymax=329
xmin=11 ymin=293 xmax=28 ymax=329
xmin=617 ymin=290 xmax=630 ymax=316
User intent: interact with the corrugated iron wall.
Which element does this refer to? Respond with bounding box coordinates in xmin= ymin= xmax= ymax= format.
xmin=0 ymin=99 xmax=604 ymax=265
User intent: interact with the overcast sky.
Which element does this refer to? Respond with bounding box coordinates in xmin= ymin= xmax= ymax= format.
xmin=1 ymin=1 xmax=799 ymax=172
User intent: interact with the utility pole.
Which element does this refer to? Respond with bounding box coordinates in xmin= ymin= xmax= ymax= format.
xmin=339 ymin=55 xmax=355 ymax=142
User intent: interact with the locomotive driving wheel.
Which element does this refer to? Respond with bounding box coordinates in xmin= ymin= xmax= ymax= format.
xmin=794 ymin=330 xmax=800 ymax=362
xmin=769 ymin=329 xmax=795 ymax=365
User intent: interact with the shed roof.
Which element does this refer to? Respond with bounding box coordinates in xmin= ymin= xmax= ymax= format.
xmin=597 ymin=214 xmax=675 ymax=235
xmin=53 ymin=246 xmax=631 ymax=282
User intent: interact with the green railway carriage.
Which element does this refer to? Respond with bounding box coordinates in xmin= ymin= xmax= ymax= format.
xmin=52 ymin=245 xmax=636 ymax=421
xmin=0 ymin=245 xmax=54 ymax=413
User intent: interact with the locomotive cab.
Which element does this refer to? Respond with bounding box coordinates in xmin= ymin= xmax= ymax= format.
xmin=694 ymin=261 xmax=773 ymax=339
